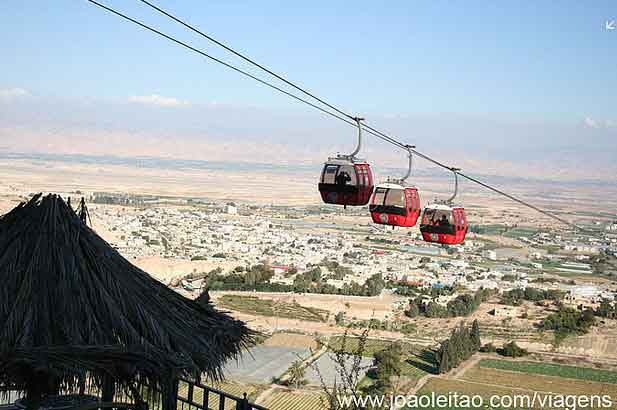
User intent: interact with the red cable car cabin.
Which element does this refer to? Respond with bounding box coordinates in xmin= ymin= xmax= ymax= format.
xmin=420 ymin=203 xmax=468 ymax=244
xmin=369 ymin=183 xmax=421 ymax=227
xmin=318 ymin=159 xmax=373 ymax=206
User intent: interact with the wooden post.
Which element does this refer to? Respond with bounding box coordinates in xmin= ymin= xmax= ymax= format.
xmin=47 ymin=376 xmax=61 ymax=397
xmin=237 ymin=392 xmax=249 ymax=410
xmin=25 ymin=382 xmax=42 ymax=410
xmin=101 ymin=374 xmax=115 ymax=403
xmin=78 ymin=371 xmax=86 ymax=396
xmin=161 ymin=377 xmax=178 ymax=410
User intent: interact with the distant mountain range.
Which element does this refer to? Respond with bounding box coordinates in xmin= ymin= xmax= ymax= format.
xmin=1 ymin=95 xmax=615 ymax=183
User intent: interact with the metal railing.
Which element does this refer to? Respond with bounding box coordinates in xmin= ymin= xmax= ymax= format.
xmin=1 ymin=378 xmax=267 ymax=410
xmin=176 ymin=378 xmax=267 ymax=410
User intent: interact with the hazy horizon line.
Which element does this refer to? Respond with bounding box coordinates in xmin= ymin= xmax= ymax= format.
xmin=1 ymin=149 xmax=615 ymax=188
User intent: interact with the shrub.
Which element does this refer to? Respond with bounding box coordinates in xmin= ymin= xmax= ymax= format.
xmin=480 ymin=343 xmax=497 ymax=353
xmin=500 ymin=341 xmax=528 ymax=358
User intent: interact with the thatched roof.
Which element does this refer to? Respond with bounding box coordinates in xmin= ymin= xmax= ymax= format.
xmin=0 ymin=194 xmax=254 ymax=393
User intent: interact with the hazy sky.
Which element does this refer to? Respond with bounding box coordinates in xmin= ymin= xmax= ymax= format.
xmin=1 ymin=1 xmax=616 ymax=179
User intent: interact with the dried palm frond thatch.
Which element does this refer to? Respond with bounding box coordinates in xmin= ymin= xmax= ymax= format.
xmin=0 ymin=194 xmax=254 ymax=401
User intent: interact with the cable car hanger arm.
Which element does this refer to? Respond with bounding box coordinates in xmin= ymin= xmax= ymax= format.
xmin=398 ymin=145 xmax=415 ymax=184
xmin=345 ymin=117 xmax=364 ymax=159
xmin=447 ymin=168 xmax=460 ymax=204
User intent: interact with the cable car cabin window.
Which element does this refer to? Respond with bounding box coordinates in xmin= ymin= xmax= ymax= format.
xmin=321 ymin=165 xmax=358 ymax=186
xmin=337 ymin=165 xmax=357 ymax=186
xmin=371 ymin=187 xmax=387 ymax=205
xmin=407 ymin=190 xmax=418 ymax=212
xmin=406 ymin=191 xmax=412 ymax=212
xmin=385 ymin=189 xmax=406 ymax=208
xmin=421 ymin=208 xmax=456 ymax=234
xmin=370 ymin=188 xmax=406 ymax=216
xmin=322 ymin=165 xmax=338 ymax=184
xmin=453 ymin=210 xmax=461 ymax=231
xmin=357 ymin=166 xmax=368 ymax=187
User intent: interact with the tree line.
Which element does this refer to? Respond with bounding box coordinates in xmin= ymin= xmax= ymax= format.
xmin=541 ymin=306 xmax=595 ymax=343
xmin=405 ymin=288 xmax=495 ymax=319
xmin=436 ymin=320 xmax=481 ymax=373
xmin=500 ymin=287 xmax=565 ymax=306
xmin=203 ymin=263 xmax=386 ymax=297
xmin=389 ymin=281 xmax=454 ymax=298
xmin=480 ymin=341 xmax=528 ymax=358
xmin=595 ymin=298 xmax=617 ymax=319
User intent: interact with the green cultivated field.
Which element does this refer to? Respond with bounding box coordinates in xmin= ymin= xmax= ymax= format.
xmin=217 ymin=295 xmax=328 ymax=322
xmin=260 ymin=389 xmax=324 ymax=410
xmin=327 ymin=336 xmax=397 ymax=357
xmin=471 ymin=224 xmax=542 ymax=238
xmin=480 ymin=359 xmax=617 ymax=384
xmin=413 ymin=364 xmax=617 ymax=410
xmin=502 ymin=226 xmax=540 ymax=238
xmin=327 ymin=337 xmax=437 ymax=378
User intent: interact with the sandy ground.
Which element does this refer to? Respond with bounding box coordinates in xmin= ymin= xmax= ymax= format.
xmin=211 ymin=290 xmax=407 ymax=321
xmin=131 ymin=256 xmax=239 ymax=284
xmin=208 ymin=290 xmax=437 ymax=344
xmin=222 ymin=310 xmax=432 ymax=342
xmin=1 ymin=157 xmax=616 ymax=216
xmin=0 ymin=198 xmax=22 ymax=214
xmin=263 ymin=333 xmax=319 ymax=350
xmin=0 ymin=158 xmax=320 ymax=206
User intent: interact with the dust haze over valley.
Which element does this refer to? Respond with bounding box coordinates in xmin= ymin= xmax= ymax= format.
xmin=1 ymin=92 xmax=616 ymax=232
xmin=2 ymin=91 xmax=616 ymax=183
xmin=1 ymin=151 xmax=616 ymax=220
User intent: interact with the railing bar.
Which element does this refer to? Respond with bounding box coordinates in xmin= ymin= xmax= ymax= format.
xmin=187 ymin=383 xmax=194 ymax=404
xmin=203 ymin=388 xmax=209 ymax=410
xmin=179 ymin=378 xmax=267 ymax=410
xmin=177 ymin=378 xmax=248 ymax=402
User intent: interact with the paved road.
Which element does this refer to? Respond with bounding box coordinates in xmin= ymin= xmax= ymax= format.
xmin=224 ymin=345 xmax=311 ymax=384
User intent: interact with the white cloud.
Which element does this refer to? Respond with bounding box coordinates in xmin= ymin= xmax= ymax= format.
xmin=584 ymin=117 xmax=599 ymax=128
xmin=0 ymin=88 xmax=31 ymax=100
xmin=128 ymin=94 xmax=190 ymax=107
xmin=584 ymin=117 xmax=617 ymax=129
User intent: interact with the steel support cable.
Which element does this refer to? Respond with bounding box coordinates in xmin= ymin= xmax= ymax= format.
xmin=137 ymin=0 xmax=436 ymax=155
xmin=361 ymin=123 xmax=590 ymax=232
xmin=87 ymin=0 xmax=593 ymax=234
xmin=137 ymin=0 xmax=357 ymax=123
xmin=85 ymin=0 xmax=357 ymax=127
xmin=86 ymin=1 xmax=411 ymax=149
